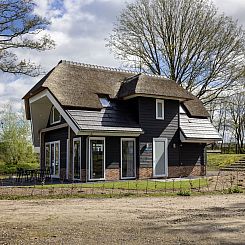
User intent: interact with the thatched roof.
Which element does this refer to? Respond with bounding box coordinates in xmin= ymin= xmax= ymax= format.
xmin=24 ymin=60 xmax=209 ymax=118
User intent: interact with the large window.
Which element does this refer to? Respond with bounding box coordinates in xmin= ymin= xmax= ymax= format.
xmin=121 ymin=138 xmax=136 ymax=179
xmin=89 ymin=137 xmax=105 ymax=180
xmin=156 ymin=99 xmax=164 ymax=120
xmin=50 ymin=106 xmax=61 ymax=125
xmin=45 ymin=141 xmax=60 ymax=177
xmin=73 ymin=138 xmax=81 ymax=180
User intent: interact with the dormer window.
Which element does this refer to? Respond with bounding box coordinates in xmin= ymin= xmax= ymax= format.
xmin=99 ymin=97 xmax=111 ymax=108
xmin=50 ymin=106 xmax=61 ymax=125
xmin=156 ymin=99 xmax=164 ymax=120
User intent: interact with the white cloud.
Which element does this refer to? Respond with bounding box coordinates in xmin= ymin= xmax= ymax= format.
xmin=0 ymin=0 xmax=244 ymax=112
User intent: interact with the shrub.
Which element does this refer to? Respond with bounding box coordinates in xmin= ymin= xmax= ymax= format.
xmin=177 ymin=190 xmax=191 ymax=196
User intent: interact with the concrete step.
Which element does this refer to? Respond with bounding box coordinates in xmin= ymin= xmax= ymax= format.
xmin=221 ymin=167 xmax=245 ymax=171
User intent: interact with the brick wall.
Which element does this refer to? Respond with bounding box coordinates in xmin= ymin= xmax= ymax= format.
xmin=168 ymin=165 xmax=206 ymax=178
xmin=139 ymin=167 xmax=152 ymax=179
xmin=105 ymin=169 xmax=120 ymax=181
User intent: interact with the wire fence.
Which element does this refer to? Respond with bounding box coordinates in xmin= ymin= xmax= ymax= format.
xmin=0 ymin=170 xmax=245 ymax=199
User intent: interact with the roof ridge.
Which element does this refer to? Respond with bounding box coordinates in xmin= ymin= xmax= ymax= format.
xmin=59 ymin=60 xmax=168 ymax=80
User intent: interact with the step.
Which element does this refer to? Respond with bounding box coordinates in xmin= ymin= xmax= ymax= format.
xmin=228 ymin=164 xmax=245 ymax=168
xmin=221 ymin=168 xmax=245 ymax=171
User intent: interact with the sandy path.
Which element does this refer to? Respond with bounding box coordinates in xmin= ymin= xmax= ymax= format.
xmin=0 ymin=194 xmax=245 ymax=244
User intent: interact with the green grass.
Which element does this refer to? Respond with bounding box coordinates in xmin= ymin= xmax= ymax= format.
xmin=207 ymin=153 xmax=245 ymax=170
xmin=24 ymin=179 xmax=207 ymax=190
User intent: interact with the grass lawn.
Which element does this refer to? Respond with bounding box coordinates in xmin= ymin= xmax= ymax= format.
xmin=31 ymin=178 xmax=207 ymax=191
xmin=207 ymin=153 xmax=245 ymax=170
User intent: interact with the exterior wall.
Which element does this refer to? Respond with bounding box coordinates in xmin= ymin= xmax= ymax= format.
xmin=40 ymin=98 xmax=207 ymax=181
xmin=138 ymin=97 xmax=180 ymax=174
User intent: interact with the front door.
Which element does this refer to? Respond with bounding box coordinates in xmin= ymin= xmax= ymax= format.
xmin=73 ymin=138 xmax=81 ymax=181
xmin=153 ymin=138 xmax=168 ymax=177
xmin=45 ymin=141 xmax=60 ymax=178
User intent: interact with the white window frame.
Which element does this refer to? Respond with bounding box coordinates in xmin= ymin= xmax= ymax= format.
xmin=120 ymin=138 xmax=136 ymax=180
xmin=45 ymin=140 xmax=60 ymax=178
xmin=66 ymin=139 xmax=69 ymax=180
xmin=88 ymin=137 xmax=106 ymax=181
xmin=156 ymin=99 xmax=165 ymax=120
xmin=50 ymin=106 xmax=61 ymax=125
xmin=73 ymin=137 xmax=82 ymax=181
xmin=153 ymin=138 xmax=168 ymax=177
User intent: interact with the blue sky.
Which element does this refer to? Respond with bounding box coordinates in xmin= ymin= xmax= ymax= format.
xmin=0 ymin=0 xmax=244 ymax=111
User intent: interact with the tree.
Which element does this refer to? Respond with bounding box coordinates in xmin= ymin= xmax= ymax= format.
xmin=228 ymin=92 xmax=245 ymax=154
xmin=0 ymin=0 xmax=55 ymax=76
xmin=107 ymin=0 xmax=245 ymax=104
xmin=0 ymin=105 xmax=37 ymax=165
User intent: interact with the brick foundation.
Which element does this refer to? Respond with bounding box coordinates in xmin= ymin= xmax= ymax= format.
xmin=105 ymin=169 xmax=120 ymax=181
xmin=139 ymin=167 xmax=152 ymax=179
xmin=168 ymin=165 xmax=206 ymax=178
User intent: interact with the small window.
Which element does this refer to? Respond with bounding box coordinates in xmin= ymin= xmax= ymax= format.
xmin=156 ymin=99 xmax=164 ymax=120
xmin=99 ymin=97 xmax=111 ymax=107
xmin=50 ymin=106 xmax=61 ymax=125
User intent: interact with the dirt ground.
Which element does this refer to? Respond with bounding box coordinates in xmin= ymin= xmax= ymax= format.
xmin=0 ymin=194 xmax=245 ymax=245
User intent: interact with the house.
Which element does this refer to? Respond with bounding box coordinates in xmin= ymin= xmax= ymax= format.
xmin=23 ymin=60 xmax=221 ymax=182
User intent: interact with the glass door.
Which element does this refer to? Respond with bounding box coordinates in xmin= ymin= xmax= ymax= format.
xmin=89 ymin=138 xmax=105 ymax=180
xmin=45 ymin=141 xmax=60 ymax=178
xmin=121 ymin=138 xmax=136 ymax=179
xmin=153 ymin=138 xmax=168 ymax=177
xmin=73 ymin=138 xmax=81 ymax=180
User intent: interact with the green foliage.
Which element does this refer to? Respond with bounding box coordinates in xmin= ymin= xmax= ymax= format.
xmin=0 ymin=105 xmax=39 ymax=170
xmin=177 ymin=190 xmax=191 ymax=196
xmin=226 ymin=186 xmax=243 ymax=194
xmin=0 ymin=162 xmax=39 ymax=175
xmin=207 ymin=153 xmax=245 ymax=170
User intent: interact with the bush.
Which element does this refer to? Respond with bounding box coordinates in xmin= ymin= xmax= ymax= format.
xmin=177 ymin=190 xmax=191 ymax=196
xmin=0 ymin=162 xmax=39 ymax=175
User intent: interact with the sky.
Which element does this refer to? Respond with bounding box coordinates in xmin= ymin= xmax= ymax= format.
xmin=0 ymin=0 xmax=245 ymax=111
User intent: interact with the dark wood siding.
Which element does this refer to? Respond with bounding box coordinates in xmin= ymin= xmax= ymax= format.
xmin=180 ymin=143 xmax=206 ymax=166
xmin=138 ymin=97 xmax=180 ymax=167
xmin=106 ymin=137 xmax=120 ymax=169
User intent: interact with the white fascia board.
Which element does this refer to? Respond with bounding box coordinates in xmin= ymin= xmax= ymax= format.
xmin=78 ymin=130 xmax=143 ymax=137
xmin=29 ymin=89 xmax=79 ymax=135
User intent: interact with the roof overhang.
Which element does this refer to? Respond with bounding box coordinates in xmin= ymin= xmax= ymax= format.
xmin=180 ymin=130 xmax=222 ymax=144
xmin=120 ymin=93 xmax=191 ymax=102
xmin=77 ymin=130 xmax=143 ymax=137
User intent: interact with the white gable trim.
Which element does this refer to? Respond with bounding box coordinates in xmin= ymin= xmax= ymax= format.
xmin=29 ymin=89 xmax=79 ymax=135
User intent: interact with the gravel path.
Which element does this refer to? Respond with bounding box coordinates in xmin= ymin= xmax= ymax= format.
xmin=0 ymin=194 xmax=245 ymax=244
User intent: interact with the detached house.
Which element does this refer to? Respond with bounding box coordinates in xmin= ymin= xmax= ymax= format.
xmin=23 ymin=60 xmax=221 ymax=182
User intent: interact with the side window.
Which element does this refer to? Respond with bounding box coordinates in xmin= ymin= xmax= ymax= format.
xmin=50 ymin=106 xmax=61 ymax=125
xmin=156 ymin=99 xmax=164 ymax=120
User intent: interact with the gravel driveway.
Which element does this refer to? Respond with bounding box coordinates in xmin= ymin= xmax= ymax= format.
xmin=0 ymin=194 xmax=245 ymax=244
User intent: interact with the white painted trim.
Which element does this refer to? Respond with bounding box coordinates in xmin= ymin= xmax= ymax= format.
xmin=29 ymin=89 xmax=79 ymax=135
xmin=45 ymin=140 xmax=60 ymax=178
xmin=40 ymin=123 xmax=68 ymax=133
xmin=73 ymin=137 xmax=82 ymax=181
xmin=153 ymin=138 xmax=168 ymax=177
xmin=78 ymin=130 xmax=142 ymax=137
xmin=88 ymin=137 xmax=106 ymax=181
xmin=66 ymin=139 xmax=69 ymax=180
xmin=120 ymin=138 xmax=136 ymax=180
xmin=156 ymin=99 xmax=165 ymax=120
xmin=50 ymin=106 xmax=61 ymax=125
xmin=122 ymin=93 xmax=188 ymax=102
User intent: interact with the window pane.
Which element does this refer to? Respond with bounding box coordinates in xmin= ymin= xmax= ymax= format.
xmin=90 ymin=140 xmax=104 ymax=179
xmin=122 ymin=140 xmax=135 ymax=178
xmin=45 ymin=144 xmax=50 ymax=171
xmin=99 ymin=97 xmax=111 ymax=107
xmin=55 ymin=143 xmax=59 ymax=176
xmin=51 ymin=144 xmax=55 ymax=175
xmin=73 ymin=140 xmax=81 ymax=179
xmin=157 ymin=102 xmax=162 ymax=118
xmin=53 ymin=107 xmax=60 ymax=122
